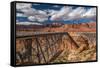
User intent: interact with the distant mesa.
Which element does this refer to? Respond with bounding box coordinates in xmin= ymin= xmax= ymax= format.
xmin=16 ymin=22 xmax=45 ymax=31
xmin=46 ymin=22 xmax=64 ymax=27
xmin=16 ymin=22 xmax=96 ymax=32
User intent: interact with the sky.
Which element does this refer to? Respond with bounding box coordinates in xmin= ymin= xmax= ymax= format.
xmin=16 ymin=3 xmax=96 ymax=25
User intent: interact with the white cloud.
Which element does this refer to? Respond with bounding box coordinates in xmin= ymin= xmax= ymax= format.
xmin=35 ymin=15 xmax=48 ymax=22
xmin=16 ymin=22 xmax=42 ymax=25
xmin=26 ymin=9 xmax=48 ymax=22
xmin=50 ymin=6 xmax=72 ymax=21
xmin=67 ymin=7 xmax=86 ymax=20
xmin=21 ymin=8 xmax=37 ymax=16
xmin=17 ymin=8 xmax=48 ymax=18
xmin=24 ymin=9 xmax=48 ymax=22
xmin=28 ymin=16 xmax=37 ymax=21
xmin=16 ymin=3 xmax=96 ymax=22
xmin=16 ymin=3 xmax=32 ymax=10
xmin=82 ymin=8 xmax=96 ymax=18
xmin=16 ymin=13 xmax=27 ymax=17
xmin=50 ymin=7 xmax=95 ymax=21
xmin=28 ymin=15 xmax=48 ymax=22
xmin=38 ymin=10 xmax=47 ymax=15
xmin=48 ymin=10 xmax=58 ymax=16
xmin=16 ymin=3 xmax=48 ymax=22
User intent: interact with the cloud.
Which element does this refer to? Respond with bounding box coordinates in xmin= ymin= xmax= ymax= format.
xmin=48 ymin=10 xmax=58 ymax=16
xmin=35 ymin=15 xmax=48 ymax=22
xmin=38 ymin=10 xmax=47 ymax=15
xmin=28 ymin=15 xmax=48 ymax=22
xmin=21 ymin=8 xmax=37 ymax=16
xmin=50 ymin=6 xmax=72 ymax=21
xmin=16 ymin=3 xmax=48 ymax=17
xmin=16 ymin=13 xmax=27 ymax=17
xmin=16 ymin=22 xmax=42 ymax=25
xmin=28 ymin=16 xmax=37 ymax=21
xmin=67 ymin=7 xmax=86 ymax=20
xmin=50 ymin=7 xmax=95 ymax=21
xmin=16 ymin=3 xmax=32 ymax=10
xmin=16 ymin=3 xmax=96 ymax=23
xmin=82 ymin=8 xmax=96 ymax=19
xmin=16 ymin=3 xmax=37 ymax=16
xmin=16 ymin=3 xmax=39 ymax=16
xmin=22 ymin=9 xmax=48 ymax=17
xmin=16 ymin=3 xmax=48 ymax=22
xmin=27 ymin=10 xmax=48 ymax=22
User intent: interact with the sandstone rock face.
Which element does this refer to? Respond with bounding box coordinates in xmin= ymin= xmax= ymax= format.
xmin=52 ymin=32 xmax=96 ymax=63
